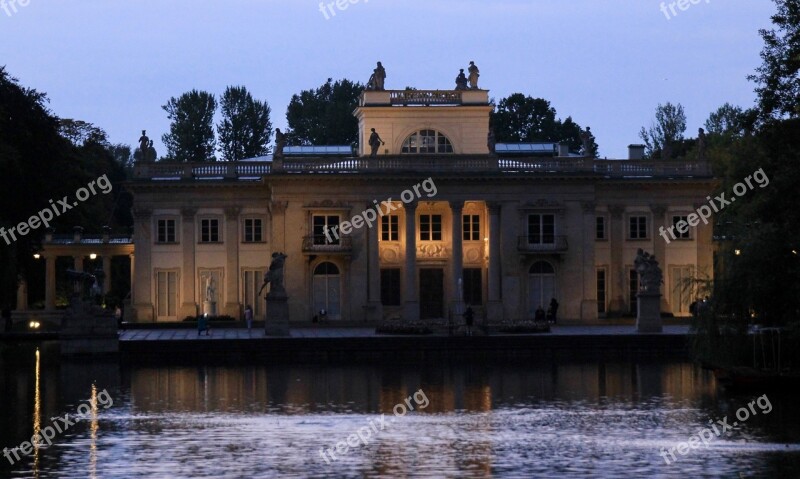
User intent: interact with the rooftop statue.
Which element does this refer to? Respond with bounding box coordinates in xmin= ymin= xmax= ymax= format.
xmin=580 ymin=126 xmax=596 ymax=157
xmin=138 ymin=130 xmax=149 ymax=155
xmin=468 ymin=61 xmax=480 ymax=89
xmin=368 ymin=128 xmax=384 ymax=157
xmin=274 ymin=128 xmax=286 ymax=158
xmin=455 ymin=69 xmax=468 ymax=91
xmin=366 ymin=61 xmax=386 ymax=91
xmin=259 ymin=252 xmax=288 ymax=295
xmin=697 ymin=127 xmax=706 ymax=160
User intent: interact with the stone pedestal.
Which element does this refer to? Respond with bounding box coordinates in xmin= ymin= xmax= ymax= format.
xmin=60 ymin=296 xmax=119 ymax=356
xmin=636 ymin=292 xmax=663 ymax=333
xmin=203 ymin=301 xmax=217 ymax=317
xmin=264 ymin=292 xmax=290 ymax=336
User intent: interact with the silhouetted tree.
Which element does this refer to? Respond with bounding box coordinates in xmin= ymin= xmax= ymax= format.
xmin=218 ymin=85 xmax=272 ymax=161
xmin=162 ymin=90 xmax=217 ymax=162
xmin=285 ymin=78 xmax=363 ymax=145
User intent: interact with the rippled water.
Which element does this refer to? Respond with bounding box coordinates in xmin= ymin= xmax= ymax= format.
xmin=1 ymin=342 xmax=799 ymax=478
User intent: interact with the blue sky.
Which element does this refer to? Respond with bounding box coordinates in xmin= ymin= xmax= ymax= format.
xmin=0 ymin=0 xmax=777 ymax=158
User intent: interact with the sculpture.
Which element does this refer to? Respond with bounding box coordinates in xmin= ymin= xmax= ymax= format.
xmin=259 ymin=252 xmax=287 ymax=295
xmin=147 ymin=140 xmax=157 ymax=162
xmin=487 ymin=128 xmax=496 ymax=154
xmin=205 ymin=276 xmax=216 ymax=302
xmin=468 ymin=61 xmax=480 ymax=89
xmin=368 ymin=128 xmax=384 ymax=157
xmin=634 ymin=248 xmax=663 ymax=294
xmin=367 ymin=61 xmax=386 ymax=91
xmin=455 ymin=69 xmax=468 ymax=91
xmin=274 ymin=128 xmax=286 ymax=158
xmin=138 ymin=130 xmax=149 ymax=155
xmin=697 ymin=127 xmax=706 ymax=159
xmin=580 ymin=126 xmax=595 ymax=157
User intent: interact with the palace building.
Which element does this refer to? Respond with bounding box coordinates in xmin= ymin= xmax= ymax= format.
xmin=112 ymin=84 xmax=714 ymax=324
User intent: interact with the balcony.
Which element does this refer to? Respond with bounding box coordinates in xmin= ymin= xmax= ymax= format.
xmin=517 ymin=236 xmax=569 ymax=254
xmin=133 ymin=157 xmax=712 ymax=180
xmin=301 ymin=235 xmax=353 ymax=254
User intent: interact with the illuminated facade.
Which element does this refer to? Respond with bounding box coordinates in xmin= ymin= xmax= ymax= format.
xmin=126 ymin=88 xmax=714 ymax=323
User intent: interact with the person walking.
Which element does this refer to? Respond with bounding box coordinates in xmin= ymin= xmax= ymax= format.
xmin=244 ymin=305 xmax=253 ymax=331
xmin=464 ymin=306 xmax=475 ymax=336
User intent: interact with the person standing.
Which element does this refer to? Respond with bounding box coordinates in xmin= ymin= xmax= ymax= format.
xmin=464 ymin=306 xmax=475 ymax=336
xmin=244 ymin=305 xmax=253 ymax=331
xmin=549 ymin=298 xmax=559 ymax=324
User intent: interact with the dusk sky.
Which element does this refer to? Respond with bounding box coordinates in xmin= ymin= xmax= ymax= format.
xmin=0 ymin=0 xmax=777 ymax=158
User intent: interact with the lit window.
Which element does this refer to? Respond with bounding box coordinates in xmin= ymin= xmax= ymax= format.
xmin=401 ymin=129 xmax=454 ymax=154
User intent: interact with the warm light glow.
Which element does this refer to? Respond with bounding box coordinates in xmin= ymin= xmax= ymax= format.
xmin=89 ymin=253 xmax=98 ymax=260
xmin=33 ymin=253 xmax=41 ymax=259
xmin=33 ymin=348 xmax=41 ymax=474
xmin=735 ymin=249 xmax=741 ymax=256
xmin=793 ymin=250 xmax=798 ymax=255
xmin=29 ymin=321 xmax=41 ymax=329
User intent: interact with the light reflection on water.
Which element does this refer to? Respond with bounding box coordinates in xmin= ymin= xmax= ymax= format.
xmin=1 ymin=342 xmax=800 ymax=478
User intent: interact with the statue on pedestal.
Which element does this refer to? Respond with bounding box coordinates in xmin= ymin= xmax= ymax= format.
xmin=368 ymin=128 xmax=385 ymax=157
xmin=259 ymin=252 xmax=288 ymax=295
xmin=138 ymin=130 xmax=149 ymax=155
xmin=634 ymin=248 xmax=663 ymax=293
xmin=274 ymin=128 xmax=286 ymax=158
xmin=205 ymin=276 xmax=216 ymax=302
xmin=697 ymin=127 xmax=706 ymax=159
xmin=468 ymin=61 xmax=480 ymax=89
xmin=455 ymin=69 xmax=468 ymax=90
xmin=366 ymin=61 xmax=386 ymax=91
xmin=580 ymin=126 xmax=596 ymax=157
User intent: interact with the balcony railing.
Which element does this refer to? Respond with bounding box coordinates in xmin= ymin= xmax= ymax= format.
xmin=133 ymin=157 xmax=711 ymax=180
xmin=301 ymin=235 xmax=353 ymax=254
xmin=517 ymin=235 xmax=569 ymax=253
xmin=390 ymin=90 xmax=463 ymax=106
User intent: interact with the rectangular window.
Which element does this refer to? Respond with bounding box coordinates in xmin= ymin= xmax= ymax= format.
xmin=200 ymin=219 xmax=220 ymax=243
xmin=313 ymin=215 xmax=340 ymax=245
xmin=381 ymin=215 xmax=399 ymax=241
xmin=463 ymin=268 xmax=483 ymax=305
xmin=527 ymin=214 xmax=555 ymax=244
xmin=156 ymin=219 xmax=176 ymax=244
xmin=628 ymin=216 xmax=648 ymax=240
xmin=420 ymin=214 xmax=442 ymax=241
xmin=629 ymin=269 xmax=639 ymax=314
xmin=597 ymin=269 xmax=607 ymax=314
xmin=670 ymin=266 xmax=694 ymax=315
xmin=156 ymin=270 xmax=178 ymax=319
xmin=463 ymin=215 xmax=480 ymax=241
xmin=243 ymin=218 xmax=263 ymax=243
xmin=672 ymin=215 xmax=691 ymax=239
xmin=596 ymin=216 xmax=606 ymax=240
xmin=381 ymin=268 xmax=401 ymax=306
xmin=243 ymin=269 xmax=265 ymax=318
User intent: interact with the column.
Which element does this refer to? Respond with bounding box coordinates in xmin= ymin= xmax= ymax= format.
xmin=608 ymin=205 xmax=625 ymax=313
xmin=449 ymin=201 xmax=464 ymax=315
xmin=486 ymin=201 xmax=503 ymax=321
xmin=402 ymin=202 xmax=419 ymax=321
xmin=179 ymin=207 xmax=197 ymax=318
xmin=132 ymin=208 xmax=154 ymax=322
xmin=224 ymin=206 xmax=241 ymax=317
xmin=650 ymin=204 xmax=669 ymax=311
xmin=45 ymin=255 xmax=56 ymax=310
xmin=102 ymin=255 xmax=112 ymax=294
xmin=129 ymin=253 xmax=135 ymax=307
xmin=580 ymin=202 xmax=598 ymax=321
xmin=366 ymin=201 xmax=383 ymax=321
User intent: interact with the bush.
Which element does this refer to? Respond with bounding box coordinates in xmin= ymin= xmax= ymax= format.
xmin=496 ymin=320 xmax=550 ymax=334
xmin=375 ymin=321 xmax=433 ymax=335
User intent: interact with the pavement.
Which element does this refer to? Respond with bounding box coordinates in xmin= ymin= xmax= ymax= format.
xmin=119 ymin=325 xmax=691 ymax=341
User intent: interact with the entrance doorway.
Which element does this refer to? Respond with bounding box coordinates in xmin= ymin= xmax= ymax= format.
xmin=528 ymin=261 xmax=555 ymax=317
xmin=419 ymin=268 xmax=444 ymax=319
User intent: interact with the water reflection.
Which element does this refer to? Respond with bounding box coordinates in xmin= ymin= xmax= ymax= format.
xmin=1 ymin=343 xmax=799 ymax=478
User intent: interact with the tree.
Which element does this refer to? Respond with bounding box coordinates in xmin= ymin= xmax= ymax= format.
xmin=58 ymin=119 xmax=107 ymax=147
xmin=749 ymin=0 xmax=800 ymax=119
xmin=162 ymin=90 xmax=217 ymax=162
xmin=491 ymin=94 xmax=595 ymax=153
xmin=217 ymin=86 xmax=272 ymax=161
xmin=704 ymin=103 xmax=747 ymax=138
xmin=285 ymin=78 xmax=363 ymax=145
xmin=639 ymin=102 xmax=687 ymax=158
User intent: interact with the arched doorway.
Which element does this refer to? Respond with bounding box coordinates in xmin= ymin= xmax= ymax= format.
xmin=313 ymin=262 xmax=341 ymax=320
xmin=528 ymin=261 xmax=555 ymax=316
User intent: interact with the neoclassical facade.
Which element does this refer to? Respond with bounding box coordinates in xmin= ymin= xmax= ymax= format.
xmin=127 ymin=88 xmax=715 ymax=323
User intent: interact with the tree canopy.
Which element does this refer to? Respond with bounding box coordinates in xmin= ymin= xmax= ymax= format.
xmin=162 ymin=89 xmax=217 ymax=162
xmin=490 ymin=94 xmax=596 ymax=154
xmin=639 ymin=102 xmax=687 ymax=159
xmin=218 ymin=85 xmax=272 ymax=161
xmin=285 ymin=78 xmax=363 ymax=146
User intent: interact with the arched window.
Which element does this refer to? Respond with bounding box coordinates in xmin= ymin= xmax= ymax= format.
xmin=313 ymin=262 xmax=341 ymax=319
xmin=529 ymin=261 xmax=555 ymax=315
xmin=401 ymin=129 xmax=454 ymax=154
